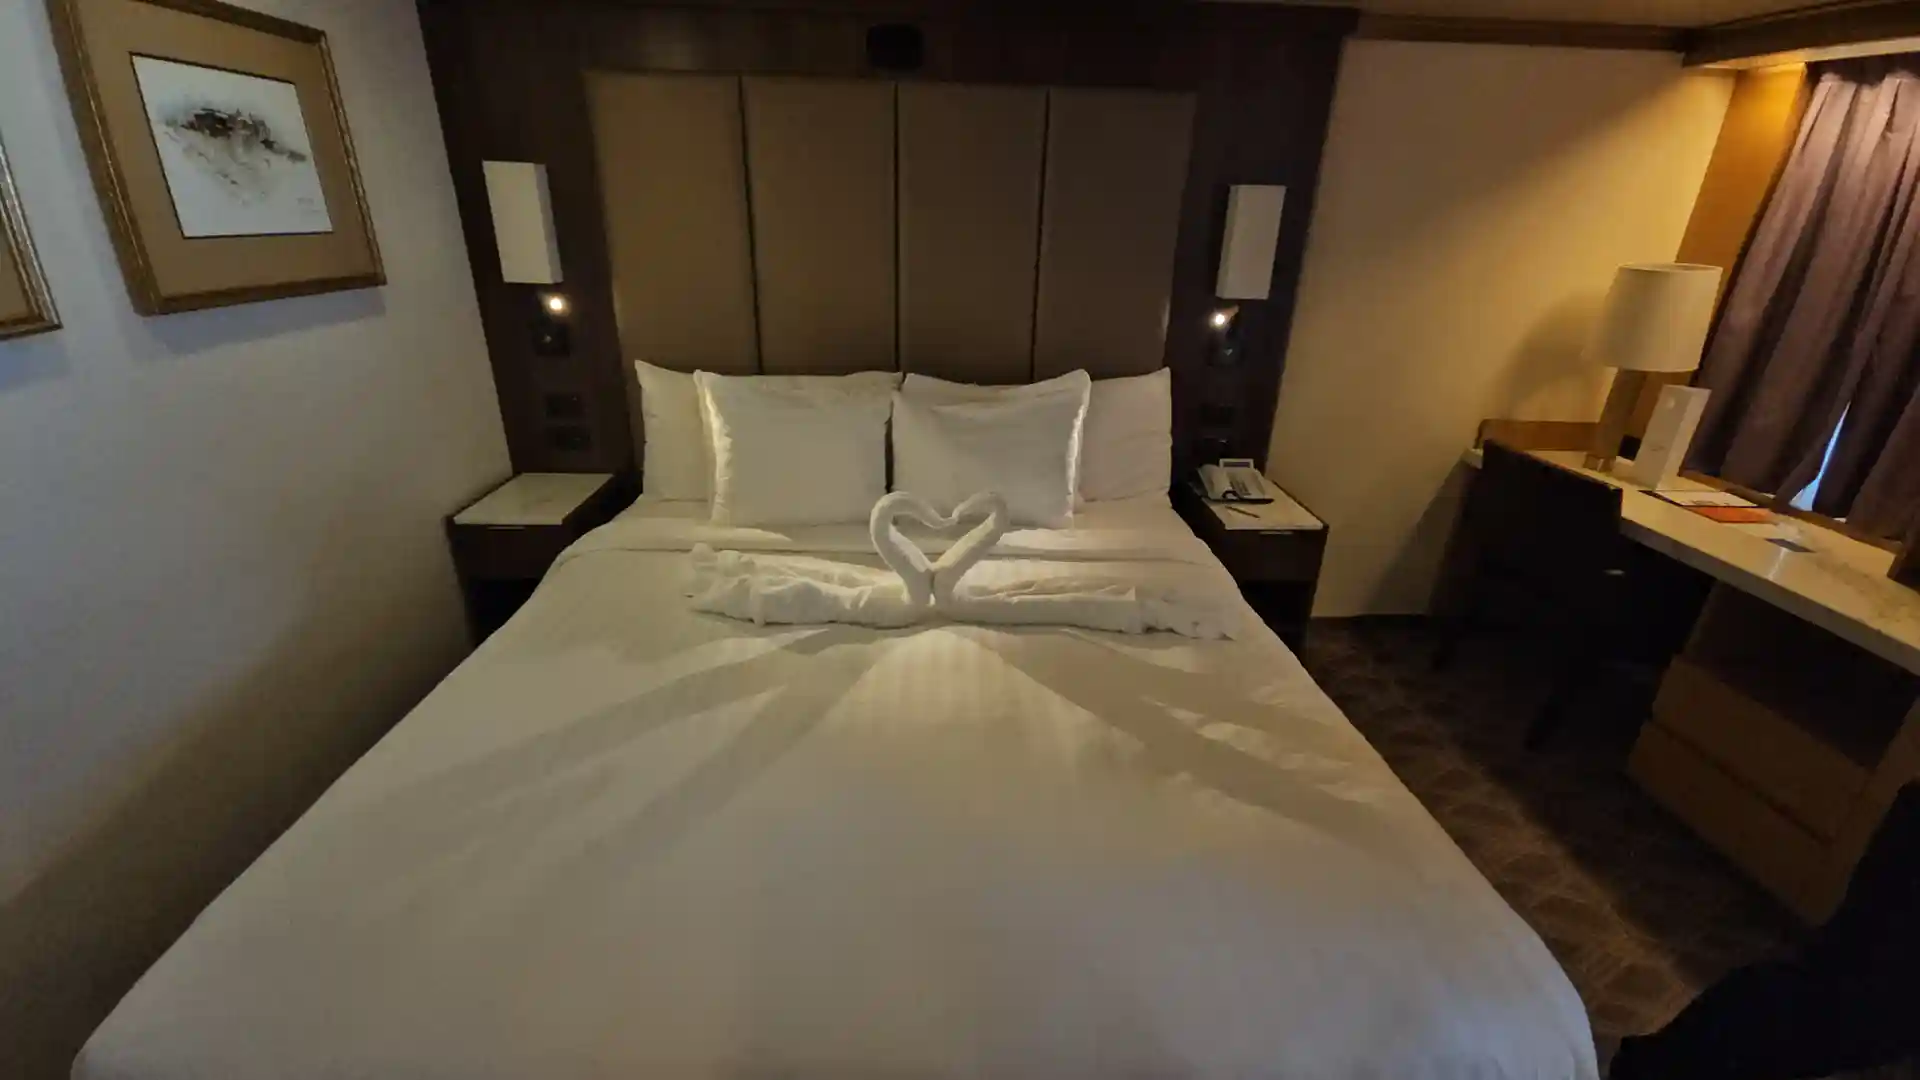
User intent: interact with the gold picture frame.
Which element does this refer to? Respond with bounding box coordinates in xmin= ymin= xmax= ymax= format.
xmin=0 ymin=131 xmax=60 ymax=340
xmin=48 ymin=0 xmax=383 ymax=314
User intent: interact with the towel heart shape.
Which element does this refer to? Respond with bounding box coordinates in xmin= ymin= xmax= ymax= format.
xmin=869 ymin=491 xmax=1012 ymax=611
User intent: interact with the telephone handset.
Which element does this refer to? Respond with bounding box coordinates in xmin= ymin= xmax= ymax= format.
xmin=1199 ymin=459 xmax=1275 ymax=504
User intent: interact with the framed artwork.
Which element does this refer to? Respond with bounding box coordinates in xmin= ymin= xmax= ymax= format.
xmin=48 ymin=0 xmax=383 ymax=314
xmin=0 ymin=131 xmax=60 ymax=340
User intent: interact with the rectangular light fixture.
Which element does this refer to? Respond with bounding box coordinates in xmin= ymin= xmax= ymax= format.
xmin=482 ymin=161 xmax=562 ymax=285
xmin=1215 ymin=184 xmax=1286 ymax=301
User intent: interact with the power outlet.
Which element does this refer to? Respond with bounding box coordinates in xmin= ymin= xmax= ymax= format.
xmin=546 ymin=425 xmax=592 ymax=453
xmin=543 ymin=392 xmax=585 ymax=420
xmin=1199 ymin=404 xmax=1236 ymax=428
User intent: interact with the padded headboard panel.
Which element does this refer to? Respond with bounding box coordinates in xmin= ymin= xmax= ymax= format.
xmin=898 ymin=83 xmax=1046 ymax=383
xmin=745 ymin=78 xmax=897 ymax=375
xmin=588 ymin=73 xmax=1197 ymax=465
xmin=1034 ymin=90 xmax=1194 ymax=379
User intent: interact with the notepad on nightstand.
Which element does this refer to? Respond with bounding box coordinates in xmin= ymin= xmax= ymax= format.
xmin=1189 ymin=480 xmax=1324 ymax=532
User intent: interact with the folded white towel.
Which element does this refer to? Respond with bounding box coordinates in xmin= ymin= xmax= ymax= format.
xmin=946 ymin=569 xmax=1239 ymax=640
xmin=688 ymin=492 xmax=1240 ymax=639
xmin=687 ymin=547 xmax=921 ymax=629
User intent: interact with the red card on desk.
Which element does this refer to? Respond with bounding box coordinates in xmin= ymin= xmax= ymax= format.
xmin=1687 ymin=505 xmax=1771 ymax=524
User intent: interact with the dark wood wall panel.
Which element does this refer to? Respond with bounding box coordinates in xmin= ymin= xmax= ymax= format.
xmin=898 ymin=83 xmax=1046 ymax=383
xmin=417 ymin=0 xmax=1359 ymax=475
xmin=1033 ymin=88 xmax=1194 ymax=380
xmin=744 ymin=77 xmax=897 ymax=374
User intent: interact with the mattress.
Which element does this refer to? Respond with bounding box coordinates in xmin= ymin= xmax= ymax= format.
xmin=77 ymin=496 xmax=1597 ymax=1080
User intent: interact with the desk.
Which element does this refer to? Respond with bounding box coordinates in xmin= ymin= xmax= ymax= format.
xmin=1461 ymin=449 xmax=1920 ymax=673
xmin=1459 ymin=447 xmax=1920 ymax=921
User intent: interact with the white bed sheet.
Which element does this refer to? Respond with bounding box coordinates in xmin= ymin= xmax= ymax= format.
xmin=77 ymin=496 xmax=1597 ymax=1080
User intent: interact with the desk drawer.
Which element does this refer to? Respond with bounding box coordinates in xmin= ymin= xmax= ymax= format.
xmin=1653 ymin=659 xmax=1868 ymax=838
xmin=1630 ymin=723 xmax=1827 ymax=921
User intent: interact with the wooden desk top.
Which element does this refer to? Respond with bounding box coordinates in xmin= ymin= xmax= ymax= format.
xmin=1462 ymin=447 xmax=1920 ymax=675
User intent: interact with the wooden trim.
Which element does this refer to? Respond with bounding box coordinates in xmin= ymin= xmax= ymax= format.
xmin=0 ymin=131 xmax=59 ymax=340
xmin=1355 ymin=14 xmax=1686 ymax=52
xmin=1687 ymin=0 xmax=1920 ymax=67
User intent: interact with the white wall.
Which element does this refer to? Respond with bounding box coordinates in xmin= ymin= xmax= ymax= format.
xmin=1268 ymin=40 xmax=1732 ymax=616
xmin=0 ymin=0 xmax=510 ymax=1074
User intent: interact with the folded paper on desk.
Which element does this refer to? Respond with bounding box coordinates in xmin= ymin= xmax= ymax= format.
xmin=1650 ymin=489 xmax=1760 ymax=510
xmin=1687 ymin=505 xmax=1772 ymax=524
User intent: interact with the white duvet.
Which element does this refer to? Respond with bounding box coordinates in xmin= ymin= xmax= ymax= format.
xmin=76 ymin=497 xmax=1596 ymax=1080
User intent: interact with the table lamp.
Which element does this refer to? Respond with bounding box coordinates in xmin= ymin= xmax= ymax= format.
xmin=1585 ymin=263 xmax=1722 ymax=471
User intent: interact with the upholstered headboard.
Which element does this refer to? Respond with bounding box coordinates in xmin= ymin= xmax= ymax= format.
xmin=587 ymin=73 xmax=1195 ymax=464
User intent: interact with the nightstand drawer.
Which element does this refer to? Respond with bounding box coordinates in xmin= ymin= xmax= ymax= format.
xmin=1205 ymin=529 xmax=1326 ymax=584
xmin=447 ymin=525 xmax=576 ymax=582
xmin=1172 ymin=481 xmax=1327 ymax=652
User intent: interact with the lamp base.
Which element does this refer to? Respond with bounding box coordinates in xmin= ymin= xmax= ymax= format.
xmin=1586 ymin=369 xmax=1653 ymax=472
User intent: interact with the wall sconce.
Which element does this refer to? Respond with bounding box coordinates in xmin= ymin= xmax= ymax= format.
xmin=533 ymin=290 xmax=572 ymax=358
xmin=483 ymin=161 xmax=563 ymax=285
xmin=484 ymin=160 xmax=570 ymax=357
xmin=1216 ymin=184 xmax=1286 ymax=301
xmin=1207 ymin=305 xmax=1242 ymax=367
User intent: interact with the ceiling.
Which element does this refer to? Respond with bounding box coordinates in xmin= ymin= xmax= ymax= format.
xmin=1233 ymin=0 xmax=1826 ymax=29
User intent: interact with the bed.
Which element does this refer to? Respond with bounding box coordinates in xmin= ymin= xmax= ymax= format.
xmin=77 ymin=495 xmax=1597 ymax=1080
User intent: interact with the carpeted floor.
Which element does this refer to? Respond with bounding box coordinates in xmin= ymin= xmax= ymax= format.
xmin=1297 ymin=617 xmax=1803 ymax=1067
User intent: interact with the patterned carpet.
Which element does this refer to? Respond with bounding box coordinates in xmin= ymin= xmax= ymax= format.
xmin=1296 ymin=617 xmax=1803 ymax=1067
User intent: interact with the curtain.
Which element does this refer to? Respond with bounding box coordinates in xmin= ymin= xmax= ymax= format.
xmin=1689 ymin=57 xmax=1920 ymax=540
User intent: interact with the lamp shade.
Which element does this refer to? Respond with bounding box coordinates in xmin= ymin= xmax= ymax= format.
xmin=1587 ymin=263 xmax=1722 ymax=373
xmin=1216 ymin=185 xmax=1286 ymax=300
xmin=482 ymin=161 xmax=563 ymax=285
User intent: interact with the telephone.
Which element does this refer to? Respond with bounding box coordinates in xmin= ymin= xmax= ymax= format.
xmin=1199 ymin=459 xmax=1275 ymax=504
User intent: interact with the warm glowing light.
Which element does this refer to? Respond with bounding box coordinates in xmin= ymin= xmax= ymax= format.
xmin=542 ymin=293 xmax=571 ymax=316
xmin=1209 ymin=310 xmax=1232 ymax=330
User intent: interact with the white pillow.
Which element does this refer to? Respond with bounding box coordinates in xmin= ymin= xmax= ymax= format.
xmin=696 ymin=371 xmax=895 ymax=526
xmin=633 ymin=360 xmax=709 ymax=501
xmin=1081 ymin=368 xmax=1173 ymax=501
xmin=899 ymin=370 xmax=1092 ymax=499
xmin=898 ymin=369 xmax=1090 ymax=404
xmin=891 ymin=391 xmax=1086 ymax=527
xmin=636 ymin=363 xmax=899 ymax=502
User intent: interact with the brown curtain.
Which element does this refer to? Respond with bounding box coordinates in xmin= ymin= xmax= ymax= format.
xmin=1690 ymin=57 xmax=1920 ymax=540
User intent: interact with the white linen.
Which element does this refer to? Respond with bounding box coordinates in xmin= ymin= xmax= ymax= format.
xmin=688 ymin=546 xmax=923 ymax=628
xmin=900 ymin=370 xmax=1093 ymax=500
xmin=697 ymin=371 xmax=894 ymax=526
xmin=78 ymin=497 xmax=1598 ymax=1080
xmin=893 ymin=391 xmax=1087 ymax=527
xmin=1082 ymin=368 xmax=1173 ymax=501
xmin=687 ymin=548 xmax=1241 ymax=639
xmin=696 ymin=491 xmax=1238 ymax=638
xmin=633 ymin=359 xmax=710 ymax=500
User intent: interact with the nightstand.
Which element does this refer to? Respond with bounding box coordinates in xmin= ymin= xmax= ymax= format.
xmin=1174 ymin=480 xmax=1328 ymax=652
xmin=446 ymin=472 xmax=626 ymax=642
